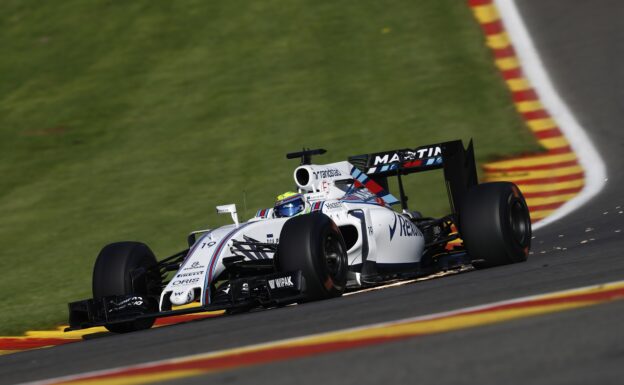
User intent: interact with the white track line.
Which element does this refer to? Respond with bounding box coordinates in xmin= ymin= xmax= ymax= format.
xmin=495 ymin=0 xmax=607 ymax=230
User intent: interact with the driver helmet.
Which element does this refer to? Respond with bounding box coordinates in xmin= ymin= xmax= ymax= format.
xmin=274 ymin=192 xmax=306 ymax=218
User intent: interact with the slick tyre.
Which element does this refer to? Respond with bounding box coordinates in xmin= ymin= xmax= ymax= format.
xmin=92 ymin=241 xmax=161 ymax=333
xmin=277 ymin=213 xmax=348 ymax=301
xmin=459 ymin=182 xmax=531 ymax=268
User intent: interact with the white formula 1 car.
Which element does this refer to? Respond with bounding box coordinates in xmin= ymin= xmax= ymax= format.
xmin=67 ymin=140 xmax=531 ymax=333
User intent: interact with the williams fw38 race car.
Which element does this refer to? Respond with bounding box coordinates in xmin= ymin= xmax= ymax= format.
xmin=67 ymin=140 xmax=532 ymax=333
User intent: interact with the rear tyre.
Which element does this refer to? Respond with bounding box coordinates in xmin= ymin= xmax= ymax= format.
xmin=277 ymin=213 xmax=348 ymax=301
xmin=459 ymin=182 xmax=531 ymax=268
xmin=92 ymin=241 xmax=161 ymax=333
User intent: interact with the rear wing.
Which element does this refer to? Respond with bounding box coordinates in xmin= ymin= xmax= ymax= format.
xmin=348 ymin=140 xmax=478 ymax=220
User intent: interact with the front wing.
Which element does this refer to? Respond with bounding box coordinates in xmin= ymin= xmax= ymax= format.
xmin=66 ymin=270 xmax=304 ymax=331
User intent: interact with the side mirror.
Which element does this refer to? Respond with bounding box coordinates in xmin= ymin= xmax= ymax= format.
xmin=216 ymin=204 xmax=239 ymax=227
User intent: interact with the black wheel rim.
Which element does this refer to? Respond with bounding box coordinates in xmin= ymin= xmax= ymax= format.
xmin=323 ymin=234 xmax=345 ymax=281
xmin=509 ymin=199 xmax=530 ymax=246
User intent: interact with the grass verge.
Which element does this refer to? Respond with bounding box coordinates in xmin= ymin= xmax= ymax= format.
xmin=0 ymin=0 xmax=538 ymax=334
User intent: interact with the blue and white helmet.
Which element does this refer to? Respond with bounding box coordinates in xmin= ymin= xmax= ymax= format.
xmin=274 ymin=192 xmax=306 ymax=218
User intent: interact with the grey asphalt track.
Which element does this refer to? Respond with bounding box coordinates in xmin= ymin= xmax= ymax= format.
xmin=2 ymin=1 xmax=624 ymax=384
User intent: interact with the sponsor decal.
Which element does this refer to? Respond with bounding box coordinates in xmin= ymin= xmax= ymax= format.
xmin=268 ymin=276 xmax=294 ymax=290
xmin=312 ymin=168 xmax=342 ymax=179
xmin=373 ymin=146 xmax=442 ymax=165
xmin=172 ymin=277 xmax=201 ymax=286
xmin=176 ymin=271 xmax=203 ymax=278
xmin=325 ymin=202 xmax=343 ymax=210
xmin=414 ymin=146 xmax=442 ymax=159
xmin=389 ymin=214 xmax=420 ymax=241
xmin=183 ymin=261 xmax=205 ymax=271
xmin=266 ymin=233 xmax=279 ymax=244
xmin=389 ymin=215 xmax=398 ymax=241
xmin=307 ymin=192 xmax=327 ymax=201
xmin=399 ymin=215 xmax=419 ymax=237
xmin=374 ymin=153 xmax=401 ymax=165
xmin=171 ymin=289 xmax=195 ymax=304
xmin=201 ymin=241 xmax=216 ymax=249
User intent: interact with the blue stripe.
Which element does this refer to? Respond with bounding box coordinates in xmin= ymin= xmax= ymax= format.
xmin=351 ymin=167 xmax=362 ymax=179
xmin=381 ymin=194 xmax=400 ymax=205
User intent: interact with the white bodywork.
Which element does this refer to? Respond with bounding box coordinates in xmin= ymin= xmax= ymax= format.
xmin=160 ymin=161 xmax=425 ymax=310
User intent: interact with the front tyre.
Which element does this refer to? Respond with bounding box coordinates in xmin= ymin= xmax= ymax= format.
xmin=92 ymin=241 xmax=161 ymax=333
xmin=459 ymin=182 xmax=531 ymax=268
xmin=277 ymin=213 xmax=348 ymax=301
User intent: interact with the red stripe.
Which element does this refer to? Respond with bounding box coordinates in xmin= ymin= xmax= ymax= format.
xmin=529 ymin=202 xmax=566 ymax=211
xmin=484 ymin=159 xmax=579 ymax=172
xmin=545 ymin=146 xmax=572 ymax=155
xmin=534 ymin=128 xmax=563 ymax=139
xmin=365 ymin=180 xmax=383 ymax=194
xmin=468 ymin=0 xmax=492 ymax=6
xmin=493 ymin=45 xmax=515 ymax=59
xmin=481 ymin=20 xmax=503 ymax=35
xmin=0 ymin=338 xmax=77 ymax=350
xmin=512 ymin=172 xmax=584 ymax=185
xmin=502 ymin=67 xmax=522 ymax=80
xmin=522 ymin=186 xmax=583 ymax=198
xmin=513 ymin=89 xmax=538 ymax=102
xmin=403 ymin=160 xmax=423 ymax=168
xmin=522 ymin=109 xmax=550 ymax=120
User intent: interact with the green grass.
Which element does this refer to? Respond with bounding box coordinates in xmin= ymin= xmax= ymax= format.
xmin=0 ymin=0 xmax=538 ymax=334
